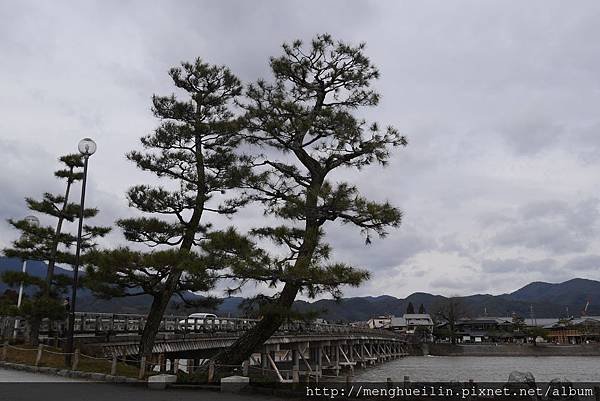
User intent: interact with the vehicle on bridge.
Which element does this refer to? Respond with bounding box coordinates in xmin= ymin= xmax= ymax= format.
xmin=178 ymin=313 xmax=219 ymax=327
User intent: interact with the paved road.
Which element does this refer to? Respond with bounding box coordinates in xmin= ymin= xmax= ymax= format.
xmin=0 ymin=368 xmax=289 ymax=401
xmin=0 ymin=367 xmax=80 ymax=382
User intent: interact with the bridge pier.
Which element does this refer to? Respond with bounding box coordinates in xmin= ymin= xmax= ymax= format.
xmin=369 ymin=342 xmax=375 ymax=363
xmin=158 ymin=353 xmax=166 ymax=373
xmin=312 ymin=345 xmax=322 ymax=378
xmin=292 ymin=348 xmax=299 ymax=371
xmin=334 ymin=343 xmax=340 ymax=376
xmin=260 ymin=351 xmax=270 ymax=374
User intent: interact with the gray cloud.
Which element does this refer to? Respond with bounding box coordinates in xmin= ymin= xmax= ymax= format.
xmin=492 ymin=221 xmax=589 ymax=254
xmin=489 ymin=198 xmax=600 ymax=254
xmin=328 ymin=223 xmax=437 ymax=271
xmin=481 ymin=258 xmax=557 ymax=274
xmin=0 ymin=139 xmax=65 ymax=245
xmin=498 ymin=116 xmax=565 ymax=156
xmin=519 ymin=200 xmax=568 ymax=220
xmin=562 ymin=255 xmax=600 ymax=271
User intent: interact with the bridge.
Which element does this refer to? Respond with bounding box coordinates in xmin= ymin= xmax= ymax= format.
xmin=1 ymin=312 xmax=408 ymax=382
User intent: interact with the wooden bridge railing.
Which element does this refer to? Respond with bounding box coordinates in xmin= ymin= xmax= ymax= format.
xmin=1 ymin=312 xmax=402 ymax=340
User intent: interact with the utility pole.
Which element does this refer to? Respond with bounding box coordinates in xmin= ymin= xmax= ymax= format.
xmin=529 ymin=305 xmax=537 ymax=326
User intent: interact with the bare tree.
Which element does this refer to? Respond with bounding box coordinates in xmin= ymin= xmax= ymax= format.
xmin=432 ymin=297 xmax=467 ymax=344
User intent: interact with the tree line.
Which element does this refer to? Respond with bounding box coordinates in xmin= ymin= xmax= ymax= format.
xmin=2 ymin=34 xmax=407 ymax=364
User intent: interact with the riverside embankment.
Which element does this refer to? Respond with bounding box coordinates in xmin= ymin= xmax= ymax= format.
xmin=424 ymin=343 xmax=600 ymax=356
xmin=355 ymin=355 xmax=600 ymax=382
xmin=0 ymin=367 xmax=286 ymax=401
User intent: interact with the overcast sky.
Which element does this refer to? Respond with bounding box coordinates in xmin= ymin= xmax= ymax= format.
xmin=1 ymin=1 xmax=600 ymax=299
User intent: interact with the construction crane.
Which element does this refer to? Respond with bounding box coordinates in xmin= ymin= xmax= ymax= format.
xmin=582 ymin=299 xmax=590 ymax=316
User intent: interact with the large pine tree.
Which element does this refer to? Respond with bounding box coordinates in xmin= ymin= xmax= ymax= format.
xmin=84 ymin=59 xmax=253 ymax=358
xmin=2 ymin=154 xmax=110 ymax=344
xmin=213 ymin=34 xmax=406 ymax=365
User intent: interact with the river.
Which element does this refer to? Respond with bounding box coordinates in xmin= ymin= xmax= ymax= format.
xmin=354 ymin=356 xmax=600 ymax=382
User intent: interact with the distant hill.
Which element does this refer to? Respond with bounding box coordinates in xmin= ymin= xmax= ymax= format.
xmin=507 ymin=278 xmax=600 ymax=307
xmin=0 ymin=257 xmax=73 ymax=297
xmin=1 ymin=257 xmax=598 ymax=320
xmin=298 ymin=281 xmax=600 ymax=322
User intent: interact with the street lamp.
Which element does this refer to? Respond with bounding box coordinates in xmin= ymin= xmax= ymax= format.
xmin=17 ymin=215 xmax=40 ymax=307
xmin=23 ymin=215 xmax=40 ymax=228
xmin=13 ymin=215 xmax=39 ymax=338
xmin=78 ymin=137 xmax=97 ymax=156
xmin=65 ymin=138 xmax=96 ymax=362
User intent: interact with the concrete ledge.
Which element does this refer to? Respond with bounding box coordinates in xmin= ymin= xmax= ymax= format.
xmin=147 ymin=374 xmax=177 ymax=390
xmin=429 ymin=343 xmax=600 ymax=356
xmin=0 ymin=361 xmax=141 ymax=384
xmin=220 ymin=375 xmax=250 ymax=393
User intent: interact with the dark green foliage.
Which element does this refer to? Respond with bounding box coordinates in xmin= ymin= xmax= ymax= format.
xmin=406 ymin=302 xmax=415 ymax=314
xmin=215 ymin=34 xmax=405 ymax=364
xmin=83 ymin=58 xmax=254 ymax=357
xmin=0 ymin=272 xmax=69 ymax=319
xmin=84 ymin=247 xmax=220 ymax=309
xmin=0 ymin=270 xmax=71 ymax=345
xmin=233 ymin=33 xmax=404 ymax=304
xmin=121 ymin=59 xmax=251 ymax=241
xmin=3 ymin=154 xmax=110 ymax=274
xmin=418 ymin=303 xmax=426 ymax=314
xmin=413 ymin=325 xmax=432 ymax=343
xmin=512 ymin=315 xmax=526 ymax=332
xmin=114 ymin=58 xmax=250 ymax=249
xmin=2 ymin=154 xmax=109 ymax=344
xmin=525 ymin=326 xmax=549 ymax=346
xmin=4 ymin=219 xmax=75 ymax=266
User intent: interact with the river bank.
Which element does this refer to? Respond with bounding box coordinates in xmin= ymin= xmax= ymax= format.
xmin=355 ymin=355 xmax=600 ymax=382
xmin=0 ymin=368 xmax=286 ymax=401
xmin=423 ymin=343 xmax=600 ymax=356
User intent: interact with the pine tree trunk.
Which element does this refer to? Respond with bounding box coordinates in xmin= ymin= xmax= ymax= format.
xmin=136 ymin=132 xmax=207 ymax=359
xmin=29 ymin=317 xmax=41 ymax=347
xmin=212 ymin=282 xmax=300 ymax=366
xmin=46 ymin=216 xmax=66 ymax=293
xmin=45 ymin=169 xmax=74 ymax=296
xmin=136 ymin=212 xmax=202 ymax=358
xmin=212 ymin=180 xmax=323 ymax=366
xmin=138 ymin=273 xmax=182 ymax=358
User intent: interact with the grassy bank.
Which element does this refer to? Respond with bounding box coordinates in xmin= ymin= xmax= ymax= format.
xmin=1 ymin=344 xmax=139 ymax=378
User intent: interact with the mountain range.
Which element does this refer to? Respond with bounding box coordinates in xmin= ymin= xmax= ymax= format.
xmin=1 ymin=256 xmax=598 ymax=321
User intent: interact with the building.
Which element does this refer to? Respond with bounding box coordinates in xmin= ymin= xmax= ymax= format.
xmin=367 ymin=313 xmax=434 ymax=341
xmin=544 ymin=316 xmax=600 ymax=344
xmin=367 ymin=315 xmax=393 ymax=329
xmin=389 ymin=316 xmax=407 ymax=331
xmin=436 ymin=315 xmax=600 ymax=344
xmin=403 ymin=314 xmax=434 ymax=334
xmin=454 ymin=317 xmax=518 ymax=343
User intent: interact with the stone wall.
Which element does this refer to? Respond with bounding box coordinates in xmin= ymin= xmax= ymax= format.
xmin=0 ymin=361 xmax=142 ymax=383
xmin=428 ymin=343 xmax=600 ymax=356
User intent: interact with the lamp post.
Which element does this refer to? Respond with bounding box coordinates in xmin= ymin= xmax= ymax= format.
xmin=65 ymin=138 xmax=96 ymax=363
xmin=13 ymin=215 xmax=40 ymax=338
